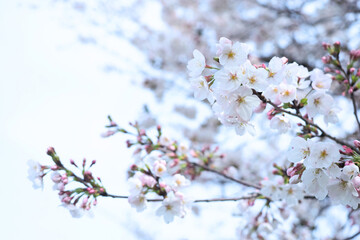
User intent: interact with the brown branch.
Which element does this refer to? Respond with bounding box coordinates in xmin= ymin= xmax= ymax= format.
xmin=101 ymin=192 xmax=260 ymax=203
xmin=343 ymin=230 xmax=360 ymax=240
xmin=188 ymin=161 xmax=261 ymax=190
xmin=350 ymin=92 xmax=360 ymax=134
xmin=252 ymin=91 xmax=360 ymax=154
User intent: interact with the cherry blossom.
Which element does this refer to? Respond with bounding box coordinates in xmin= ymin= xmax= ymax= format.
xmin=187 ymin=49 xmax=206 ymax=77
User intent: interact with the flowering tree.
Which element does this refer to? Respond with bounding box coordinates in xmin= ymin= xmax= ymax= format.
xmin=27 ymin=1 xmax=360 ymax=239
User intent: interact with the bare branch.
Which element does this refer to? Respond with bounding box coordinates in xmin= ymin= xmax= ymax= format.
xmin=101 ymin=192 xmax=260 ymax=203
xmin=188 ymin=161 xmax=262 ymax=190
xmin=350 ymin=92 xmax=360 ymax=134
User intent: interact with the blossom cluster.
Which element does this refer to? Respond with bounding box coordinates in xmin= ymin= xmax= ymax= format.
xmin=188 ymin=37 xmax=339 ymax=135
xmin=28 ymin=147 xmax=105 ymax=218
xmin=104 ymin=120 xmax=240 ymax=223
xmin=188 ymin=38 xmax=360 ymax=210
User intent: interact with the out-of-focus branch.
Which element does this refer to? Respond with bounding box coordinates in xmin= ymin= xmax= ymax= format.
xmin=188 ymin=161 xmax=262 ymax=190
xmin=344 ymin=230 xmax=360 ymax=240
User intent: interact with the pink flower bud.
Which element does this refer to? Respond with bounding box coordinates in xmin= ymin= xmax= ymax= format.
xmin=51 ymin=165 xmax=58 ymax=170
xmin=335 ymin=70 xmax=341 ymax=74
xmin=354 ymin=140 xmax=360 ymax=148
xmin=47 ymin=147 xmax=55 ymax=156
xmin=345 ymin=161 xmax=354 ymax=166
xmin=170 ymin=158 xmax=179 ymax=168
xmin=90 ymin=160 xmax=96 ymax=167
xmin=349 ymin=87 xmax=354 ymax=94
xmin=88 ymin=188 xmax=95 ymax=194
xmin=62 ymin=196 xmax=72 ymax=204
xmin=286 ymin=167 xmax=295 ymax=177
xmin=62 ymin=178 xmax=68 ymax=185
xmin=130 ymin=164 xmax=138 ymax=171
xmin=343 ymin=145 xmax=354 ymax=155
xmin=324 ymin=67 xmax=331 ymax=73
xmin=254 ymin=102 xmax=267 ymax=113
xmin=350 ymin=50 xmax=360 ymax=61
xmin=322 ymin=42 xmax=330 ymax=50
xmin=343 ymin=80 xmax=349 ymax=84
xmin=352 ymin=176 xmax=360 ymax=189
xmin=289 ymin=175 xmax=301 ymax=184
xmin=322 ymin=56 xmax=331 ymax=64
xmin=101 ymin=130 xmax=115 ymax=137
xmin=139 ymin=129 xmax=146 ymax=136
xmin=350 ymin=68 xmax=355 ymax=73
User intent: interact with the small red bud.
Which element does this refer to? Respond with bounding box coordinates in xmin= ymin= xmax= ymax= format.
xmin=51 ymin=165 xmax=59 ymax=170
xmin=324 ymin=67 xmax=331 ymax=73
xmin=47 ymin=147 xmax=56 ymax=156
xmin=354 ymin=140 xmax=360 ymax=148
xmin=130 ymin=164 xmax=138 ymax=171
xmin=139 ymin=129 xmax=146 ymax=136
xmin=322 ymin=56 xmax=331 ymax=64
xmin=90 ymin=160 xmax=96 ymax=167
xmin=322 ymin=42 xmax=330 ymax=50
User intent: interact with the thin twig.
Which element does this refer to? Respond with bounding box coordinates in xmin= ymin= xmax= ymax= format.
xmin=189 ymin=161 xmax=261 ymax=190
xmin=253 ymin=91 xmax=360 ymax=154
xmin=350 ymin=92 xmax=360 ymax=134
xmin=343 ymin=230 xmax=360 ymax=240
xmin=101 ymin=192 xmax=260 ymax=203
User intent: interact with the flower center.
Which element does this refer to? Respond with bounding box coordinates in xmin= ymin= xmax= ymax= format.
xmin=316 ymin=82 xmax=323 ymax=88
xmin=229 ymin=73 xmax=238 ymax=81
xmin=283 ymin=90 xmax=291 ymax=96
xmin=314 ymin=98 xmax=320 ymax=106
xmin=268 ymin=71 xmax=275 ymax=78
xmin=248 ymin=76 xmax=256 ymax=84
xmin=320 ymin=150 xmax=328 ymax=159
xmin=227 ymin=51 xmax=235 ymax=59
xmin=236 ymin=96 xmax=245 ymax=104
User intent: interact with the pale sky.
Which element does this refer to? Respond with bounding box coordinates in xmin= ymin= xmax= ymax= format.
xmin=0 ymin=1 xmax=242 ymax=239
